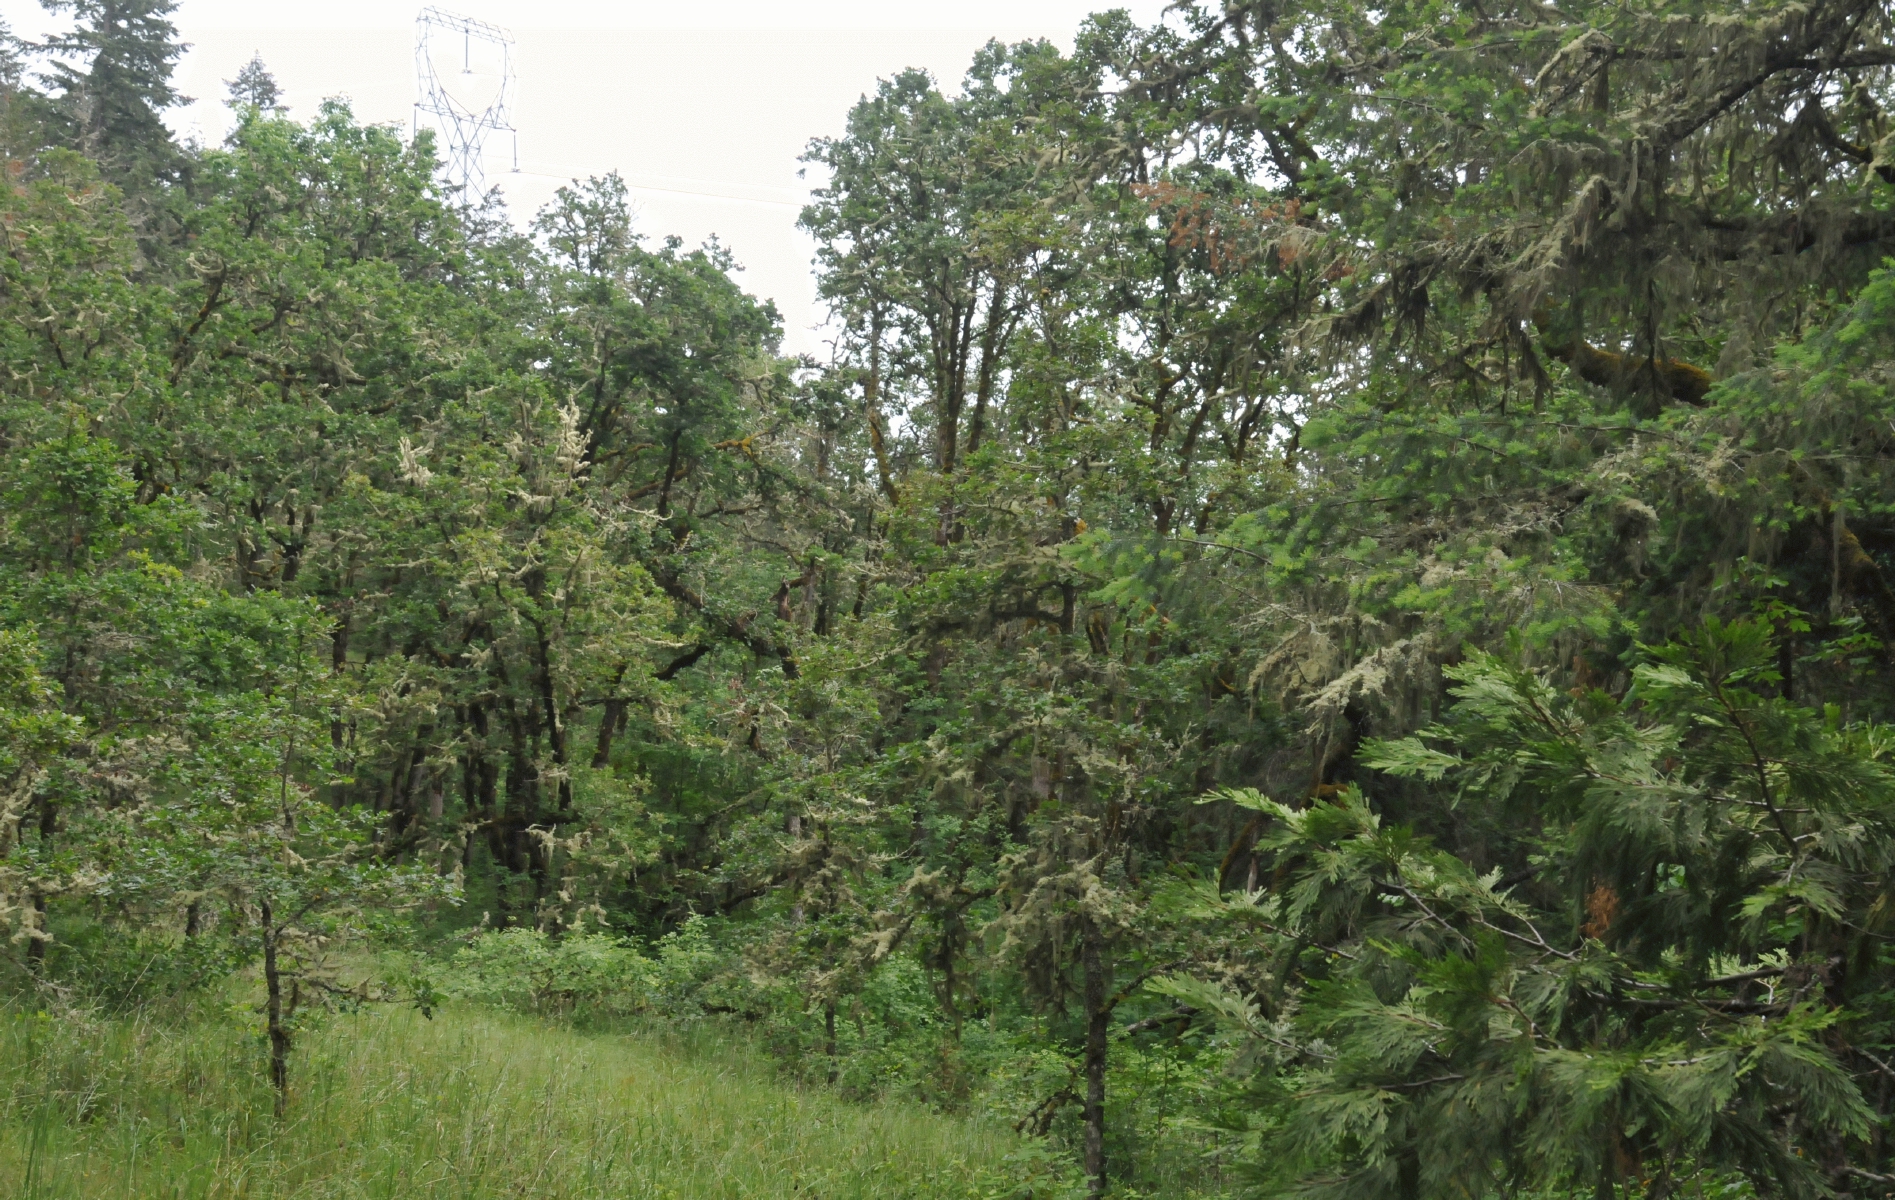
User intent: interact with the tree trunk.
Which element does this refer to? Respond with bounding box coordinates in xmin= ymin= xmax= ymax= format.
xmin=25 ymin=892 xmax=46 ymax=968
xmin=788 ymin=812 xmax=805 ymax=924
xmin=825 ymin=999 xmax=838 ymax=1073
xmin=934 ymin=297 xmax=976 ymax=475
xmin=329 ymin=604 xmax=350 ymax=800
xmin=1082 ymin=919 xmax=1109 ymax=1198
xmin=531 ymin=626 xmax=571 ymax=815
xmin=592 ymin=697 xmax=626 ymax=767
xmin=864 ymin=308 xmax=898 ymax=503
xmin=25 ymin=796 xmax=55 ymax=968
xmin=655 ymin=427 xmax=684 ymax=518
xmin=968 ymin=280 xmax=1009 ymax=458
xmin=261 ymin=899 xmax=292 ymax=1118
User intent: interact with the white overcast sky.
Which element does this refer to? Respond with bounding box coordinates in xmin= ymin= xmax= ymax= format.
xmin=0 ymin=0 xmax=1173 ymax=356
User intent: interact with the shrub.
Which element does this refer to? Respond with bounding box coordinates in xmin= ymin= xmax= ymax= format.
xmin=445 ymin=928 xmax=654 ymax=1015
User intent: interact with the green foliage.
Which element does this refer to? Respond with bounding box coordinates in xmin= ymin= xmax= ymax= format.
xmin=446 ymin=928 xmax=657 ymax=1015
xmin=441 ymin=918 xmax=749 ymax=1020
xmin=1168 ymin=620 xmax=1895 ymax=1199
xmin=38 ymin=0 xmax=187 ymax=187
xmin=10 ymin=2 xmax=1895 ymax=1195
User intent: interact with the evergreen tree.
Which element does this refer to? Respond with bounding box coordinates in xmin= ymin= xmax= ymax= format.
xmin=38 ymin=0 xmax=186 ymax=181
xmin=0 ymin=18 xmax=26 ymax=94
xmin=223 ymin=52 xmax=281 ymax=112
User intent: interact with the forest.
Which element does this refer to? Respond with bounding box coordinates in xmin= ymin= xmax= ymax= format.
xmin=5 ymin=0 xmax=1895 ymax=1196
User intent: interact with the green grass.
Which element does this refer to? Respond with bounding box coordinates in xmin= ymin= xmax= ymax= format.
xmin=0 ymin=1003 xmax=1054 ymax=1199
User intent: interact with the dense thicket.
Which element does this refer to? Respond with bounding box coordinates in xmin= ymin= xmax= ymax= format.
xmin=5 ymin=1 xmax=1895 ymax=1197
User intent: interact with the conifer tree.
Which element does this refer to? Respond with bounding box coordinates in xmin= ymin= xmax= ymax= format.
xmin=223 ymin=52 xmax=281 ymax=113
xmin=38 ymin=0 xmax=186 ymax=182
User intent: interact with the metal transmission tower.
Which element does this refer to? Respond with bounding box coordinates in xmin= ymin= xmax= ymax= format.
xmin=413 ymin=7 xmax=517 ymax=196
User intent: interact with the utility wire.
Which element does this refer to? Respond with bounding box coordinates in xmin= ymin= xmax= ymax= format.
xmin=496 ymin=160 xmax=808 ymax=209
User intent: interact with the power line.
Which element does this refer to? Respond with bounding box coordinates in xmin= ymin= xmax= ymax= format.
xmin=502 ymin=163 xmax=807 ymax=209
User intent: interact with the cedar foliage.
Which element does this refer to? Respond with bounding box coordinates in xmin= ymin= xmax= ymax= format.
xmin=4 ymin=2 xmax=1895 ymax=1198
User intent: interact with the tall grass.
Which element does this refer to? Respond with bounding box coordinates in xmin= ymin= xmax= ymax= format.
xmin=0 ymin=1003 xmax=1056 ymax=1198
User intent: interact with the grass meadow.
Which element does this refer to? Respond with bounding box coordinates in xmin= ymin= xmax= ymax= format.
xmin=0 ymin=1003 xmax=1048 ymax=1199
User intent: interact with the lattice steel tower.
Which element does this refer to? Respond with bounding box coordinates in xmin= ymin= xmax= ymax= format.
xmin=413 ymin=7 xmax=517 ymax=196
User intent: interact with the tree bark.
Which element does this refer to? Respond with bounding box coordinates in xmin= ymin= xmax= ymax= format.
xmin=656 ymin=644 xmax=712 ymax=682
xmin=639 ymin=557 xmax=800 ymax=679
xmin=967 ymin=281 xmax=1008 ymax=458
xmin=825 ymin=1000 xmax=838 ymax=1070
xmin=655 ymin=427 xmax=684 ymax=518
xmin=864 ymin=308 xmax=899 ymax=503
xmin=531 ymin=625 xmax=571 ymax=815
xmin=592 ymin=698 xmax=626 ymax=767
xmin=25 ymin=892 xmax=46 ymax=968
xmin=261 ymin=899 xmax=292 ymax=1118
xmin=25 ymin=796 xmax=55 ymax=968
xmin=1082 ymin=919 xmax=1109 ymax=1198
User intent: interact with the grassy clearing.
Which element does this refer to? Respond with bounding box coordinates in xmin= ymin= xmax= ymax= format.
xmin=0 ymin=1003 xmax=1051 ymax=1199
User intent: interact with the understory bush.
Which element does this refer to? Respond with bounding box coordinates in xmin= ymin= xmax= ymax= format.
xmin=440 ymin=915 xmax=757 ymax=1019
